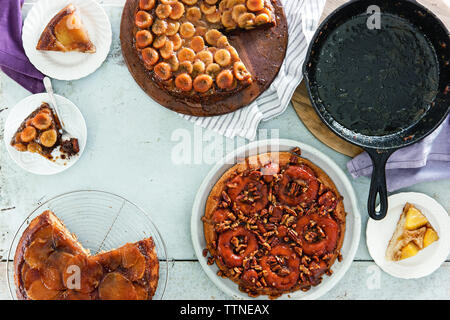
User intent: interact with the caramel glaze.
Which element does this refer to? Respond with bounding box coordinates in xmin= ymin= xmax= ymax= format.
xmin=14 ymin=211 xmax=159 ymax=300
xmin=203 ymin=151 xmax=346 ymax=299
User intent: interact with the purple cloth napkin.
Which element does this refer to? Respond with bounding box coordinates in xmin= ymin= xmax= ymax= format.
xmin=0 ymin=0 xmax=44 ymax=93
xmin=347 ymin=115 xmax=450 ymax=192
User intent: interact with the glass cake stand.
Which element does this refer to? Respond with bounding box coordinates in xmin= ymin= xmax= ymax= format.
xmin=6 ymin=190 xmax=169 ymax=300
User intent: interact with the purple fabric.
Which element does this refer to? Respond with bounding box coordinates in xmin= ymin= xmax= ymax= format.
xmin=0 ymin=0 xmax=44 ymax=93
xmin=347 ymin=115 xmax=450 ymax=192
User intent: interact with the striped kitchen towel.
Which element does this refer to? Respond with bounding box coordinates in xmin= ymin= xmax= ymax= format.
xmin=182 ymin=0 xmax=326 ymax=140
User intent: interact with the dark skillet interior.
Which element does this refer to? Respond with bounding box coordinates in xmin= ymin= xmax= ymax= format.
xmin=304 ymin=0 xmax=450 ymax=150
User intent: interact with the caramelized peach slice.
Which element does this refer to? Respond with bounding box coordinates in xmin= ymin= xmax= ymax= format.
xmin=20 ymin=126 xmax=37 ymax=143
xmin=247 ymin=0 xmax=264 ymax=11
xmin=98 ymin=272 xmax=137 ymax=300
xmin=193 ymin=74 xmax=213 ymax=93
xmin=233 ymin=61 xmax=251 ymax=80
xmin=136 ymin=30 xmax=153 ymax=48
xmin=154 ymin=62 xmax=173 ymax=80
xmin=135 ymin=11 xmax=153 ymax=29
xmin=180 ymin=22 xmax=195 ymax=38
xmin=139 ymin=0 xmax=155 ymax=10
xmin=27 ymin=280 xmax=59 ymax=300
xmin=24 ymin=239 xmax=53 ymax=269
xmin=41 ymin=251 xmax=74 ymax=290
xmin=94 ymin=250 xmax=122 ymax=271
xmin=190 ymin=36 xmax=205 ymax=52
xmin=214 ymin=49 xmax=231 ymax=67
xmin=216 ymin=69 xmax=234 ymax=89
xmin=63 ymin=255 xmax=103 ymax=293
xmin=134 ymin=284 xmax=149 ymax=300
xmin=141 ymin=47 xmax=159 ymax=67
xmin=31 ymin=112 xmax=52 ymax=130
xmin=120 ymin=244 xmax=143 ymax=268
xmin=22 ymin=264 xmax=41 ymax=290
xmin=40 ymin=129 xmax=57 ymax=148
xmin=178 ymin=47 xmax=196 ymax=62
xmin=170 ymin=2 xmax=185 ymax=20
xmin=175 ymin=73 xmax=193 ymax=91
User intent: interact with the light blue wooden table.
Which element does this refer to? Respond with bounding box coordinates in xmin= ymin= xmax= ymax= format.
xmin=0 ymin=0 xmax=448 ymax=300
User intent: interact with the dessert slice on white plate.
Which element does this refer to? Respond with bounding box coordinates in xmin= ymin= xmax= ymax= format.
xmin=386 ymin=203 xmax=439 ymax=261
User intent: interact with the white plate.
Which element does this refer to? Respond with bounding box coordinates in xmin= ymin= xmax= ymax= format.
xmin=4 ymin=93 xmax=87 ymax=175
xmin=22 ymin=0 xmax=112 ymax=80
xmin=366 ymin=192 xmax=450 ymax=279
xmin=191 ymin=139 xmax=361 ymax=300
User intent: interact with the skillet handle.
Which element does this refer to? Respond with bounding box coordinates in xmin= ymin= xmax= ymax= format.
xmin=366 ymin=149 xmax=395 ymax=220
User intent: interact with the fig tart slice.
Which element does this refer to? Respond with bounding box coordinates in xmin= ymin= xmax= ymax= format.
xmin=36 ymin=4 xmax=95 ymax=53
xmin=14 ymin=210 xmax=160 ymax=300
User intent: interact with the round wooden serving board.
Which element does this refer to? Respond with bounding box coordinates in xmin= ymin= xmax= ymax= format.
xmin=291 ymin=0 xmax=450 ymax=158
xmin=120 ymin=0 xmax=288 ymax=117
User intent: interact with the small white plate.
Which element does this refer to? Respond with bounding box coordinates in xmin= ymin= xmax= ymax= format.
xmin=366 ymin=192 xmax=450 ymax=279
xmin=4 ymin=93 xmax=87 ymax=175
xmin=191 ymin=139 xmax=361 ymax=300
xmin=22 ymin=0 xmax=112 ymax=80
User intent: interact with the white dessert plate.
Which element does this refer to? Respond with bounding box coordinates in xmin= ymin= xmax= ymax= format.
xmin=191 ymin=139 xmax=361 ymax=300
xmin=367 ymin=192 xmax=450 ymax=279
xmin=22 ymin=0 xmax=112 ymax=80
xmin=4 ymin=93 xmax=87 ymax=175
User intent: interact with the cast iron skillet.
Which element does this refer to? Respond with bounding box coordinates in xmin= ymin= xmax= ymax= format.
xmin=303 ymin=0 xmax=449 ymax=220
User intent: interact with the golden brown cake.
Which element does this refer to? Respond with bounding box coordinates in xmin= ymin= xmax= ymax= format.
xmin=202 ymin=149 xmax=346 ymax=298
xmin=36 ymin=4 xmax=96 ymax=53
xmin=10 ymin=103 xmax=80 ymax=161
xmin=133 ymin=0 xmax=277 ymax=99
xmin=386 ymin=203 xmax=439 ymax=261
xmin=14 ymin=211 xmax=159 ymax=300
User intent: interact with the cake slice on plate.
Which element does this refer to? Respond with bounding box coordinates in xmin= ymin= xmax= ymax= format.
xmin=386 ymin=203 xmax=439 ymax=261
xmin=36 ymin=4 xmax=95 ymax=53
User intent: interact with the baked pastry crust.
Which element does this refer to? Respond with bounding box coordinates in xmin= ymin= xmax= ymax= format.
xmin=14 ymin=211 xmax=159 ymax=300
xmin=203 ymin=150 xmax=346 ymax=298
xmin=133 ymin=0 xmax=277 ymax=100
xmin=36 ymin=4 xmax=96 ymax=53
xmin=10 ymin=103 xmax=80 ymax=161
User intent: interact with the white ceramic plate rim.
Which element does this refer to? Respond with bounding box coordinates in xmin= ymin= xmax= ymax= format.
xmin=366 ymin=192 xmax=450 ymax=279
xmin=22 ymin=0 xmax=112 ymax=80
xmin=191 ymin=139 xmax=361 ymax=300
xmin=3 ymin=93 xmax=87 ymax=175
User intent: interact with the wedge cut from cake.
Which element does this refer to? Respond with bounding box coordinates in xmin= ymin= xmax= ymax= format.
xmin=386 ymin=203 xmax=439 ymax=261
xmin=36 ymin=4 xmax=96 ymax=53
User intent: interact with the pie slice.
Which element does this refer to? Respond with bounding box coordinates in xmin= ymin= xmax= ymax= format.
xmin=36 ymin=4 xmax=96 ymax=53
xmin=386 ymin=203 xmax=439 ymax=261
xmin=10 ymin=102 xmax=80 ymax=161
xmin=14 ymin=210 xmax=159 ymax=300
